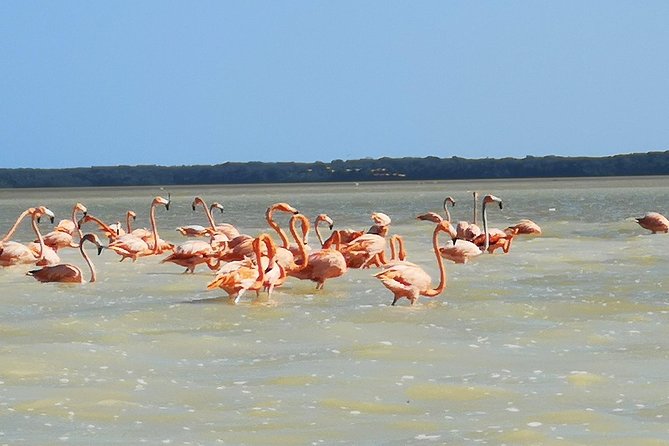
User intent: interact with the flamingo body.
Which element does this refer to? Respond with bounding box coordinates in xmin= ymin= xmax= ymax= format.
xmin=161 ymin=240 xmax=218 ymax=273
xmin=439 ymin=240 xmax=482 ymax=264
xmin=636 ymin=212 xmax=669 ymax=234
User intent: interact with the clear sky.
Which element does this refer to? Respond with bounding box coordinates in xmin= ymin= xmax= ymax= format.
xmin=1 ymin=1 xmax=668 ymax=168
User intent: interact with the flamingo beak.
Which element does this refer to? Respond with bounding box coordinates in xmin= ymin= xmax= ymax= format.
xmin=191 ymin=204 xmax=196 ymax=211
xmin=37 ymin=216 xmax=41 ymax=224
xmin=498 ymin=202 xmax=503 ymax=210
xmin=50 ymin=216 xmax=55 ymax=223
xmin=83 ymin=211 xmax=88 ymax=217
xmin=329 ymin=224 xmax=334 ymax=230
xmin=452 ymin=237 xmax=457 ymax=245
xmin=166 ymin=193 xmax=171 ymax=211
xmin=97 ymin=246 xmax=104 ymax=255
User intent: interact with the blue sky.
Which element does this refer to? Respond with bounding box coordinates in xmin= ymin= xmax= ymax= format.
xmin=2 ymin=1 xmax=668 ymax=168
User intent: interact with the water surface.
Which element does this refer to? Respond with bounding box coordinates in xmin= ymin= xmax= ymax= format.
xmin=1 ymin=177 xmax=668 ymax=445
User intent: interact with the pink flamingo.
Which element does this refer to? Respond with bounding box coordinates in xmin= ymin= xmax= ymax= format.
xmin=443 ymin=196 xmax=455 ymax=222
xmin=207 ymin=233 xmax=284 ymax=304
xmin=199 ymin=199 xmax=240 ymax=239
xmin=27 ymin=233 xmax=104 ymax=283
xmin=455 ymin=192 xmax=482 ymax=241
xmin=417 ymin=212 xmax=481 ymax=264
xmin=78 ymin=214 xmax=122 ymax=242
xmin=176 ymin=197 xmax=216 ymax=237
xmin=374 ymin=220 xmax=457 ymax=306
xmin=506 ymin=219 xmax=542 ymax=236
xmin=635 ymin=212 xmax=669 ymax=234
xmin=289 ymin=228 xmax=348 ymax=290
xmin=161 ymin=229 xmax=225 ymax=274
xmin=40 ymin=203 xmax=88 ymax=251
xmin=107 ymin=196 xmax=172 ymax=261
xmin=470 ymin=194 xmax=516 ymax=254
xmin=265 ymin=202 xmax=300 ymax=267
xmin=1 ymin=207 xmax=56 ymax=267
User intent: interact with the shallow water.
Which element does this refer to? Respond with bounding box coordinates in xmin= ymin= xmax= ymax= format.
xmin=1 ymin=177 xmax=669 ymax=445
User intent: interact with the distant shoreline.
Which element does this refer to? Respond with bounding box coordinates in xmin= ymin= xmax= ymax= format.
xmin=1 ymin=151 xmax=668 ymax=189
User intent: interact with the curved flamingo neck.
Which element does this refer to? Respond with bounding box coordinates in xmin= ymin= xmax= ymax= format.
xmin=126 ymin=211 xmax=134 ymax=233
xmin=31 ymin=211 xmax=46 ymax=261
xmin=473 ymin=192 xmax=479 ymax=226
xmin=389 ymin=235 xmax=406 ymax=261
xmin=289 ymin=215 xmax=309 ymax=271
xmin=82 ymin=215 xmax=118 ymax=239
xmin=314 ymin=219 xmax=326 ymax=248
xmin=482 ymin=201 xmax=490 ymax=252
xmin=423 ymin=226 xmax=447 ymax=297
xmin=266 ymin=208 xmax=290 ymax=248
xmin=254 ymin=235 xmax=270 ymax=284
xmin=194 ymin=198 xmax=217 ymax=229
xmin=72 ymin=205 xmax=84 ymax=238
xmin=150 ymin=202 xmax=161 ymax=254
xmin=2 ymin=208 xmax=33 ymax=242
xmin=443 ymin=201 xmax=452 ymax=222
xmin=205 ymin=204 xmax=219 ymax=229
xmin=80 ymin=236 xmax=97 ymax=283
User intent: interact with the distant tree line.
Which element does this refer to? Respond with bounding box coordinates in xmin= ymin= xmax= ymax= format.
xmin=1 ymin=151 xmax=668 ymax=188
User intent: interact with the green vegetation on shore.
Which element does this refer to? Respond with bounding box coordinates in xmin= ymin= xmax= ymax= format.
xmin=1 ymin=151 xmax=668 ymax=188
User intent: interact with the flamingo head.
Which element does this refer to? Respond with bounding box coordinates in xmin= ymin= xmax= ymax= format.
xmin=483 ymin=194 xmax=503 ymax=210
xmin=211 ymin=202 xmax=224 ymax=214
xmin=443 ymin=196 xmax=456 ymax=209
xmin=416 ymin=212 xmax=443 ymax=224
xmin=75 ymin=202 xmax=88 ymax=216
xmin=437 ymin=220 xmax=458 ymax=243
xmin=191 ymin=196 xmax=205 ymax=210
xmin=82 ymin=233 xmax=105 ymax=255
xmin=270 ymin=202 xmax=299 ymax=215
xmin=316 ymin=214 xmax=334 ymax=230
xmin=128 ymin=210 xmax=137 ymax=221
xmin=35 ymin=206 xmax=56 ymax=224
xmin=153 ymin=196 xmax=170 ymax=211
xmin=291 ymin=214 xmax=311 ymax=245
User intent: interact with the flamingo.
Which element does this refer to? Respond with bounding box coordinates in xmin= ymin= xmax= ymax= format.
xmin=456 ymin=192 xmax=482 ymax=241
xmin=1 ymin=207 xmax=56 ymax=267
xmin=1 ymin=207 xmax=41 ymax=244
xmin=443 ymin=196 xmax=455 ymax=222
xmin=470 ymin=194 xmax=514 ymax=254
xmin=635 ymin=212 xmax=669 ymax=234
xmin=201 ymin=199 xmax=240 ymax=239
xmin=107 ymin=196 xmax=172 ymax=261
xmin=52 ymin=202 xmax=87 ymax=236
xmin=176 ymin=197 xmax=216 ymax=237
xmin=288 ymin=228 xmax=347 ymax=290
xmin=118 ymin=210 xmax=153 ymax=240
xmin=27 ymin=233 xmax=104 ymax=283
xmin=78 ymin=214 xmax=122 ymax=241
xmin=313 ymin=214 xmax=334 ymax=248
xmin=40 ymin=203 xmax=88 ymax=251
xmin=265 ymin=202 xmax=300 ymax=267
xmin=417 ymin=212 xmax=481 ymax=264
xmin=339 ymin=232 xmax=387 ymax=269
xmin=506 ymin=219 xmax=542 ymax=236
xmin=206 ymin=233 xmax=284 ymax=304
xmin=373 ymin=220 xmax=457 ymax=306
xmin=323 ymin=212 xmax=391 ymax=247
xmin=161 ymin=234 xmax=225 ymax=274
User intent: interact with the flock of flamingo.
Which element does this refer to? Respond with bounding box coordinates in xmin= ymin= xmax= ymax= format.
xmin=0 ymin=191 xmax=666 ymax=305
